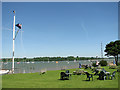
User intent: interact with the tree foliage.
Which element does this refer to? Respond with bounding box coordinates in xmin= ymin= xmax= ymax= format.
xmin=104 ymin=40 xmax=120 ymax=65
xmin=99 ymin=60 xmax=107 ymax=66
xmin=2 ymin=56 xmax=102 ymax=62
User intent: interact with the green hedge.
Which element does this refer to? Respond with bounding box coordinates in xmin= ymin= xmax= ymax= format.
xmin=109 ymin=66 xmax=117 ymax=69
xmin=92 ymin=63 xmax=97 ymax=67
xmin=99 ymin=60 xmax=107 ymax=66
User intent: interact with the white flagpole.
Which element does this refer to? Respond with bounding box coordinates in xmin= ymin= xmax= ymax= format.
xmin=12 ymin=11 xmax=15 ymax=73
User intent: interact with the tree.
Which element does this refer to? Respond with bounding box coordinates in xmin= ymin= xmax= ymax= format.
xmin=104 ymin=40 xmax=120 ymax=66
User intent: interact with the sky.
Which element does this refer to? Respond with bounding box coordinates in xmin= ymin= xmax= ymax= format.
xmin=2 ymin=2 xmax=118 ymax=58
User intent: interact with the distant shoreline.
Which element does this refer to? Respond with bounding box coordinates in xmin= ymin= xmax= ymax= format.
xmin=1 ymin=58 xmax=114 ymax=62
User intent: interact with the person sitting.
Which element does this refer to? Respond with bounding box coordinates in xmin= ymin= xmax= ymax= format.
xmin=85 ymin=72 xmax=93 ymax=81
xmin=96 ymin=61 xmax=99 ymax=67
xmin=102 ymin=68 xmax=107 ymax=73
xmin=92 ymin=69 xmax=99 ymax=75
xmin=97 ymin=71 xmax=106 ymax=80
xmin=89 ymin=65 xmax=92 ymax=69
xmin=85 ymin=65 xmax=88 ymax=69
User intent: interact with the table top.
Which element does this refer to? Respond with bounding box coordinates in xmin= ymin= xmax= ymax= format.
xmin=96 ymin=69 xmax=102 ymax=71
xmin=105 ymin=72 xmax=110 ymax=74
xmin=66 ymin=73 xmax=72 ymax=75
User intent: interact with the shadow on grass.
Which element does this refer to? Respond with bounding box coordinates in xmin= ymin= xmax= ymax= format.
xmin=82 ymin=80 xmax=93 ymax=81
xmin=58 ymin=78 xmax=69 ymax=81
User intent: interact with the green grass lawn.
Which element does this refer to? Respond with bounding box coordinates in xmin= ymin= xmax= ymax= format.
xmin=2 ymin=66 xmax=119 ymax=88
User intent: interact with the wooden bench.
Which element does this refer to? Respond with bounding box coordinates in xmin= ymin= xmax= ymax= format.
xmin=73 ymin=69 xmax=85 ymax=75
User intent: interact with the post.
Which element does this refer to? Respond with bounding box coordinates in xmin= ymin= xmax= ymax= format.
xmin=101 ymin=42 xmax=103 ymax=60
xmin=12 ymin=11 xmax=15 ymax=73
xmin=118 ymin=2 xmax=120 ymax=65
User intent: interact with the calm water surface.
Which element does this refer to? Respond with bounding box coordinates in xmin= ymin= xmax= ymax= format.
xmin=2 ymin=59 xmax=114 ymax=73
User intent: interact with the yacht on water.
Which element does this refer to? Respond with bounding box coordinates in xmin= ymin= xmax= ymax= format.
xmin=26 ymin=62 xmax=30 ymax=64
xmin=0 ymin=69 xmax=10 ymax=75
xmin=17 ymin=62 xmax=20 ymax=64
xmin=4 ymin=62 xmax=8 ymax=64
xmin=31 ymin=62 xmax=35 ymax=63
xmin=74 ymin=59 xmax=76 ymax=62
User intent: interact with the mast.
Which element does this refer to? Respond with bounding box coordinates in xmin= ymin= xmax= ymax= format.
xmin=101 ymin=42 xmax=103 ymax=60
xmin=48 ymin=58 xmax=49 ymax=63
xmin=12 ymin=10 xmax=15 ymax=73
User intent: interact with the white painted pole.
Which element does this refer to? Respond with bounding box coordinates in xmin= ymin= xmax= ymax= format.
xmin=12 ymin=11 xmax=15 ymax=73
xmin=101 ymin=42 xmax=103 ymax=59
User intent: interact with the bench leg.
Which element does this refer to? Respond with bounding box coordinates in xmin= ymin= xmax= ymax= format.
xmin=89 ymin=78 xmax=90 ymax=81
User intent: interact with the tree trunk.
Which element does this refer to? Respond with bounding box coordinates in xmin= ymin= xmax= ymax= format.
xmin=115 ymin=55 xmax=118 ymax=66
xmin=116 ymin=54 xmax=118 ymax=66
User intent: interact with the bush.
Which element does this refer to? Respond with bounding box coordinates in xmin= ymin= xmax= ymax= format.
xmin=117 ymin=66 xmax=120 ymax=72
xmin=109 ymin=66 xmax=117 ymax=69
xmin=92 ymin=63 xmax=97 ymax=67
xmin=99 ymin=60 xmax=107 ymax=66
xmin=118 ymin=62 xmax=120 ymax=66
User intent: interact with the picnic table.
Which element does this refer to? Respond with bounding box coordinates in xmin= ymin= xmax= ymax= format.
xmin=96 ymin=69 xmax=102 ymax=71
xmin=66 ymin=73 xmax=72 ymax=79
xmin=105 ymin=72 xmax=111 ymax=80
xmin=73 ymin=69 xmax=85 ymax=75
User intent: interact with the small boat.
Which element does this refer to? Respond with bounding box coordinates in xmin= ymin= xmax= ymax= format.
xmin=0 ymin=70 xmax=9 ymax=75
xmin=74 ymin=60 xmax=76 ymax=62
xmin=31 ymin=62 xmax=35 ymax=63
xmin=4 ymin=62 xmax=8 ymax=64
xmin=56 ymin=61 xmax=58 ymax=63
xmin=67 ymin=61 xmax=69 ymax=64
xmin=48 ymin=58 xmax=50 ymax=63
xmin=17 ymin=62 xmax=20 ymax=64
xmin=26 ymin=62 xmax=30 ymax=64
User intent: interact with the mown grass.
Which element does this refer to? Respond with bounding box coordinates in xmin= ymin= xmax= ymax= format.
xmin=2 ymin=66 xmax=119 ymax=88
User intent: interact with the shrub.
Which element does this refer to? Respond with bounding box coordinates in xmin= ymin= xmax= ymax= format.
xmin=118 ymin=62 xmax=120 ymax=66
xmin=117 ymin=66 xmax=120 ymax=72
xmin=109 ymin=66 xmax=117 ymax=69
xmin=99 ymin=60 xmax=107 ymax=66
xmin=92 ymin=63 xmax=97 ymax=67
xmin=81 ymin=65 xmax=86 ymax=68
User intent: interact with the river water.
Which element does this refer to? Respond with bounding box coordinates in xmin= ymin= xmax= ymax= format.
xmin=1 ymin=59 xmax=114 ymax=73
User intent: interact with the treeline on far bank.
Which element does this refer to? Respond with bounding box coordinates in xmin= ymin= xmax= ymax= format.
xmin=1 ymin=56 xmax=110 ymax=62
